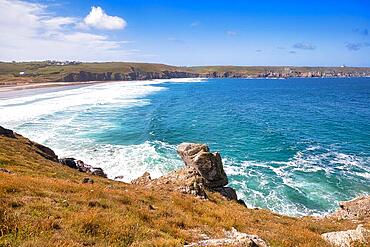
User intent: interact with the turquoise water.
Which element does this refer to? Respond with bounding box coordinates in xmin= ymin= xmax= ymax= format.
xmin=0 ymin=77 xmax=369 ymax=215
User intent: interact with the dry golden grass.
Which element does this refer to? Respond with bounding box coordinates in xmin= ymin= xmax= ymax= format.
xmin=0 ymin=134 xmax=368 ymax=247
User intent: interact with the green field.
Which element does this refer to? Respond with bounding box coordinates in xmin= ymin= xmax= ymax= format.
xmin=1 ymin=61 xmax=370 ymax=85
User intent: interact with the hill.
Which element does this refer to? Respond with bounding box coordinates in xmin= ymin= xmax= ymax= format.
xmin=1 ymin=61 xmax=370 ymax=86
xmin=0 ymin=126 xmax=369 ymax=246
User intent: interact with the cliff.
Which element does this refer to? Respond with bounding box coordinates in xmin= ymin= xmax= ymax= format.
xmin=0 ymin=126 xmax=369 ymax=246
xmin=1 ymin=61 xmax=370 ymax=85
xmin=60 ymin=69 xmax=201 ymax=82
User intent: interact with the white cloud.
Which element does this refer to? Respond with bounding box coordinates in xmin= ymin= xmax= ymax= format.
xmin=42 ymin=17 xmax=76 ymax=30
xmin=0 ymin=0 xmax=135 ymax=61
xmin=83 ymin=6 xmax=126 ymax=30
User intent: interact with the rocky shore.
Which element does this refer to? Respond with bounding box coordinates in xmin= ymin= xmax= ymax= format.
xmin=58 ymin=68 xmax=370 ymax=82
xmin=132 ymin=143 xmax=245 ymax=204
xmin=0 ymin=126 xmax=107 ymax=181
xmin=0 ymin=125 xmax=369 ymax=246
xmin=60 ymin=69 xmax=201 ymax=82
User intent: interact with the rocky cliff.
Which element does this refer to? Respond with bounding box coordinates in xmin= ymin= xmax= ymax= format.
xmin=132 ymin=143 xmax=244 ymax=204
xmin=2 ymin=61 xmax=370 ymax=85
xmin=60 ymin=69 xmax=201 ymax=82
xmin=58 ymin=66 xmax=370 ymax=82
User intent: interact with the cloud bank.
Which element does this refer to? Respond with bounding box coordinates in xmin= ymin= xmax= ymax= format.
xmin=0 ymin=0 xmax=133 ymax=61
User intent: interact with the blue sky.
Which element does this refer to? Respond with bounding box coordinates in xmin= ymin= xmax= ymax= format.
xmin=0 ymin=0 xmax=369 ymax=66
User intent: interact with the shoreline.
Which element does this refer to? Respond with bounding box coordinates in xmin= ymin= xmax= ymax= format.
xmin=0 ymin=81 xmax=106 ymax=93
xmin=1 ymin=76 xmax=369 ymax=94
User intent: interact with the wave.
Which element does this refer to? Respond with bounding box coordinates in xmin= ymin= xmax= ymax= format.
xmin=153 ymin=78 xmax=209 ymax=83
xmin=0 ymin=81 xmax=166 ymax=123
xmin=223 ymin=145 xmax=370 ymax=216
xmin=0 ymin=78 xmax=209 ymax=124
xmin=54 ymin=140 xmax=183 ymax=182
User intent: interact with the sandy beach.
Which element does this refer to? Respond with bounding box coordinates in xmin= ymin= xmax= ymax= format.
xmin=0 ymin=81 xmax=105 ymax=93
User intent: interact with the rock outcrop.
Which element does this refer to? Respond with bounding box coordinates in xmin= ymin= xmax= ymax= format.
xmin=132 ymin=143 xmax=243 ymax=203
xmin=328 ymin=196 xmax=370 ymax=221
xmin=57 ymin=66 xmax=370 ymax=83
xmin=322 ymin=225 xmax=370 ymax=247
xmin=33 ymin=142 xmax=59 ymax=162
xmin=0 ymin=126 xmax=108 ymax=178
xmin=131 ymin=171 xmax=152 ymax=185
xmin=185 ymin=227 xmax=269 ymax=247
xmin=0 ymin=126 xmax=58 ymax=162
xmin=0 ymin=126 xmax=16 ymax=138
xmin=60 ymin=69 xmax=201 ymax=82
xmin=59 ymin=158 xmax=107 ymax=178
xmin=177 ymin=143 xmax=228 ymax=188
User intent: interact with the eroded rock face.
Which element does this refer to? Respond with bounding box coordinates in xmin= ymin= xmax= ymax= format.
xmin=132 ymin=143 xmax=242 ymax=202
xmin=59 ymin=158 xmax=78 ymax=169
xmin=61 ymin=70 xmax=201 ymax=82
xmin=322 ymin=225 xmax=370 ymax=247
xmin=32 ymin=143 xmax=59 ymax=162
xmin=328 ymin=196 xmax=370 ymax=221
xmin=0 ymin=126 xmax=58 ymax=162
xmin=213 ymin=187 xmax=238 ymax=201
xmin=185 ymin=227 xmax=269 ymax=247
xmin=177 ymin=143 xmax=228 ymax=188
xmin=131 ymin=167 xmax=208 ymax=199
xmin=0 ymin=126 xmax=16 ymax=138
xmin=131 ymin=172 xmax=152 ymax=185
xmin=59 ymin=158 xmax=107 ymax=178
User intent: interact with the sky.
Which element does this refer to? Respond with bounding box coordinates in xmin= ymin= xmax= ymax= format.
xmin=0 ymin=0 xmax=369 ymax=66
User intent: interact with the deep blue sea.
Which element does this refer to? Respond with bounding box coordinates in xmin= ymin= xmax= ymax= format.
xmin=1 ymin=77 xmax=369 ymax=215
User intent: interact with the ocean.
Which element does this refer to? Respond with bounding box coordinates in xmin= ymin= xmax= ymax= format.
xmin=0 ymin=77 xmax=369 ymax=216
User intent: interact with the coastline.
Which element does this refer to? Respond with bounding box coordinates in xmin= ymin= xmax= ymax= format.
xmin=1 ymin=75 xmax=369 ymax=94
xmin=0 ymin=76 xmax=368 ymax=218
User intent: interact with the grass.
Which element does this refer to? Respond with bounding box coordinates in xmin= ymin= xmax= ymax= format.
xmin=1 ymin=61 xmax=370 ymax=85
xmin=0 ymin=133 xmax=369 ymax=246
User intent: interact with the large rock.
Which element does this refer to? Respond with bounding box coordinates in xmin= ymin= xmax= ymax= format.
xmin=177 ymin=143 xmax=228 ymax=188
xmin=0 ymin=126 xmax=58 ymax=162
xmin=58 ymin=158 xmax=107 ymax=178
xmin=328 ymin=196 xmax=370 ymax=220
xmin=131 ymin=172 xmax=152 ymax=185
xmin=0 ymin=126 xmax=16 ymax=138
xmin=132 ymin=143 xmax=241 ymax=202
xmin=59 ymin=158 xmax=78 ymax=169
xmin=33 ymin=143 xmax=58 ymax=162
xmin=322 ymin=225 xmax=370 ymax=247
xmin=131 ymin=167 xmax=208 ymax=199
xmin=185 ymin=227 xmax=269 ymax=247
xmin=213 ymin=187 xmax=238 ymax=201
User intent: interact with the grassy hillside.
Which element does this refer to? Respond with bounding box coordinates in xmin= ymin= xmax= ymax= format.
xmin=0 ymin=129 xmax=368 ymax=246
xmin=0 ymin=62 xmax=182 ymax=85
xmin=1 ymin=61 xmax=370 ymax=85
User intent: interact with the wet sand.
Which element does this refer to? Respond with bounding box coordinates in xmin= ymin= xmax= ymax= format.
xmin=0 ymin=81 xmax=107 ymax=99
